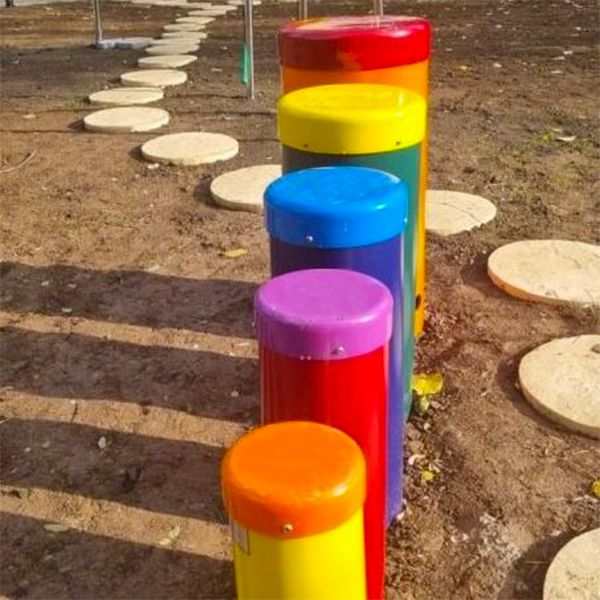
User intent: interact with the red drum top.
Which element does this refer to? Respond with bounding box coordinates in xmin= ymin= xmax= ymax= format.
xmin=279 ymin=16 xmax=431 ymax=71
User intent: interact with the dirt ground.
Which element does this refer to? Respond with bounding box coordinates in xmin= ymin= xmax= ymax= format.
xmin=1 ymin=0 xmax=599 ymax=598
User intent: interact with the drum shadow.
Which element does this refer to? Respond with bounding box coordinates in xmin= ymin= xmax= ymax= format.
xmin=0 ymin=261 xmax=257 ymax=338
xmin=0 ymin=513 xmax=234 ymax=599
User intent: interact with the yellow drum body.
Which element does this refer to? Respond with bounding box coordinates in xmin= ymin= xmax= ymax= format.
xmin=232 ymin=510 xmax=366 ymax=599
xmin=222 ymin=422 xmax=368 ymax=600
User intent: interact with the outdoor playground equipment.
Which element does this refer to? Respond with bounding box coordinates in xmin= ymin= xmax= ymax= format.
xmin=278 ymin=83 xmax=426 ymax=429
xmin=222 ymin=421 xmax=368 ymax=599
xmin=224 ymin=12 xmax=433 ymax=600
xmin=264 ymin=167 xmax=408 ymax=526
xmin=279 ymin=16 xmax=432 ymax=335
xmin=254 ymin=268 xmax=393 ymax=600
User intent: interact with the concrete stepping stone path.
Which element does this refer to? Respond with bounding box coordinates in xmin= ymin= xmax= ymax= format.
xmin=138 ymin=55 xmax=197 ymax=69
xmin=211 ymin=165 xmax=281 ymax=213
xmin=426 ymin=190 xmax=497 ymax=236
xmin=488 ymin=240 xmax=600 ymax=305
xmin=141 ymin=132 xmax=239 ymax=166
xmin=164 ymin=23 xmax=207 ymax=32
xmin=190 ymin=5 xmax=236 ymax=12
xmin=149 ymin=37 xmax=203 ymax=46
xmin=543 ymin=528 xmax=600 ymax=599
xmin=84 ymin=107 xmax=169 ymax=133
xmin=191 ymin=7 xmax=232 ymax=15
xmin=88 ymin=87 xmax=164 ymax=106
xmin=145 ymin=44 xmax=200 ymax=55
xmin=175 ymin=16 xmax=214 ymax=24
xmin=519 ymin=335 xmax=600 ymax=439
xmin=161 ymin=31 xmax=208 ymax=40
xmin=121 ymin=69 xmax=188 ymax=88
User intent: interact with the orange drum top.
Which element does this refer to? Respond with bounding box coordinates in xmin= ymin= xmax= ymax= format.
xmin=222 ymin=421 xmax=366 ymax=539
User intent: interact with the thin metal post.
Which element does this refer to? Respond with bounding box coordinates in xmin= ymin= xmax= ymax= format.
xmin=297 ymin=0 xmax=307 ymax=20
xmin=92 ymin=0 xmax=103 ymax=46
xmin=373 ymin=0 xmax=383 ymax=17
xmin=244 ymin=0 xmax=255 ymax=100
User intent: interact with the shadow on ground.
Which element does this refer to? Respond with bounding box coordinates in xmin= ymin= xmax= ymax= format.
xmin=0 ymin=418 xmax=231 ymax=522
xmin=0 ymin=326 xmax=258 ymax=422
xmin=0 ymin=261 xmax=257 ymax=338
xmin=0 ymin=513 xmax=234 ymax=599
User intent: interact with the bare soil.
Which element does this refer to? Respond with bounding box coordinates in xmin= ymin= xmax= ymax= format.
xmin=1 ymin=0 xmax=599 ymax=598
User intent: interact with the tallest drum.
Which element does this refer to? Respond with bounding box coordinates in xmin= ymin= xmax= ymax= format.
xmin=279 ymin=16 xmax=431 ymax=336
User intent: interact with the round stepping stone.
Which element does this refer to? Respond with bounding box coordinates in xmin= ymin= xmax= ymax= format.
xmin=519 ymin=335 xmax=600 ymax=438
xmin=161 ymin=31 xmax=208 ymax=40
xmin=488 ymin=240 xmax=600 ymax=306
xmin=141 ymin=132 xmax=239 ymax=166
xmin=138 ymin=55 xmax=197 ymax=69
xmin=426 ymin=190 xmax=497 ymax=236
xmin=544 ymin=529 xmax=600 ymax=599
xmin=88 ymin=87 xmax=164 ymax=106
xmin=164 ymin=23 xmax=206 ymax=32
xmin=121 ymin=69 xmax=188 ymax=88
xmin=189 ymin=5 xmax=234 ymax=13
xmin=211 ymin=164 xmax=281 ymax=213
xmin=83 ymin=107 xmax=169 ymax=133
xmin=145 ymin=44 xmax=199 ymax=56
xmin=175 ymin=16 xmax=214 ymax=24
xmin=149 ymin=38 xmax=192 ymax=46
xmin=190 ymin=8 xmax=229 ymax=15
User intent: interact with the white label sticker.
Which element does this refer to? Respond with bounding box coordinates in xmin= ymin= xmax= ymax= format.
xmin=230 ymin=518 xmax=250 ymax=554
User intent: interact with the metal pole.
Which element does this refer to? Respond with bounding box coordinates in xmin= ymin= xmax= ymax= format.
xmin=373 ymin=0 xmax=383 ymax=17
xmin=92 ymin=0 xmax=103 ymax=46
xmin=244 ymin=0 xmax=255 ymax=100
xmin=297 ymin=0 xmax=307 ymax=20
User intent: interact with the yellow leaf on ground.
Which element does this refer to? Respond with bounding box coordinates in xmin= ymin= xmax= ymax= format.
xmin=223 ymin=248 xmax=247 ymax=258
xmin=158 ymin=525 xmax=182 ymax=547
xmin=421 ymin=468 xmax=436 ymax=485
xmin=591 ymin=479 xmax=600 ymax=499
xmin=412 ymin=373 xmax=444 ymax=396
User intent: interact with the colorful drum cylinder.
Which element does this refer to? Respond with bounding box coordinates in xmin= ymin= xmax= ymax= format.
xmin=255 ymin=269 xmax=392 ymax=600
xmin=277 ymin=83 xmax=426 ymax=426
xmin=222 ymin=421 xmax=367 ymax=599
xmin=279 ymin=16 xmax=432 ymax=336
xmin=265 ymin=166 xmax=408 ymax=525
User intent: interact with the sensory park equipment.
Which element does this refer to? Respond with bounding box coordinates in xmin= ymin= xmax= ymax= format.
xmin=255 ymin=269 xmax=393 ymax=599
xmin=277 ymin=82 xmax=426 ymax=430
xmin=264 ymin=166 xmax=408 ymax=525
xmin=222 ymin=421 xmax=368 ymax=599
xmin=279 ymin=16 xmax=431 ymax=335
